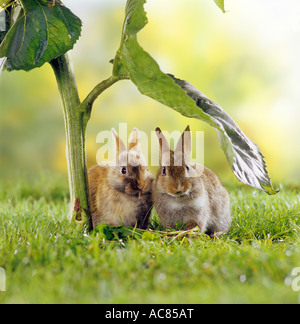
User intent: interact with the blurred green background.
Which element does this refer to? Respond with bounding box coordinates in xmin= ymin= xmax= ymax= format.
xmin=1 ymin=0 xmax=300 ymax=186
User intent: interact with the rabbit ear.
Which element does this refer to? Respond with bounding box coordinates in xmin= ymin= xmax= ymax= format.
xmin=155 ymin=127 xmax=171 ymax=165
xmin=112 ymin=128 xmax=127 ymax=158
xmin=175 ymin=125 xmax=192 ymax=162
xmin=128 ymin=128 xmax=141 ymax=153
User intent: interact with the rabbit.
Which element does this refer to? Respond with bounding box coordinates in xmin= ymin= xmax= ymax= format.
xmin=152 ymin=126 xmax=231 ymax=236
xmin=88 ymin=128 xmax=154 ymax=230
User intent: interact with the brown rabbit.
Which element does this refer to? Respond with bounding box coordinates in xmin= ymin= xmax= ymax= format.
xmin=153 ymin=126 xmax=231 ymax=236
xmin=88 ymin=128 xmax=154 ymax=229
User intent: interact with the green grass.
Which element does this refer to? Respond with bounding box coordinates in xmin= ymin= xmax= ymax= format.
xmin=0 ymin=176 xmax=300 ymax=304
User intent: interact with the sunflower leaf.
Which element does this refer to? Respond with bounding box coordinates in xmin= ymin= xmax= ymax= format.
xmin=113 ymin=0 xmax=277 ymax=194
xmin=0 ymin=0 xmax=82 ymax=71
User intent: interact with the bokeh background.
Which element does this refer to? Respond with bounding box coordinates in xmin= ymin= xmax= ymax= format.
xmin=1 ymin=0 xmax=300 ymax=187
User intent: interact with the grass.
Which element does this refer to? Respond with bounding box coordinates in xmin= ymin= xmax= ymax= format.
xmin=0 ymin=175 xmax=299 ymax=304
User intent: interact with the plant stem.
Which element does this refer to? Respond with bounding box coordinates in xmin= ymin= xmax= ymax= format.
xmin=50 ymin=54 xmax=128 ymax=231
xmin=50 ymin=53 xmax=91 ymax=230
xmin=80 ymin=74 xmax=129 ymax=131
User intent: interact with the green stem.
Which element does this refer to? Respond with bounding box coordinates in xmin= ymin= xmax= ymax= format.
xmin=80 ymin=74 xmax=129 ymax=130
xmin=50 ymin=53 xmax=128 ymax=231
xmin=50 ymin=53 xmax=91 ymax=230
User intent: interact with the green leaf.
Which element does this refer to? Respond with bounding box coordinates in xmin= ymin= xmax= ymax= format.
xmin=114 ymin=0 xmax=277 ymax=195
xmin=0 ymin=0 xmax=82 ymax=71
xmin=213 ymin=0 xmax=225 ymax=13
xmin=93 ymin=224 xmax=115 ymax=241
xmin=169 ymin=75 xmax=278 ymax=195
xmin=142 ymin=231 xmax=156 ymax=241
xmin=114 ymin=0 xmax=212 ymax=121
xmin=93 ymin=224 xmax=145 ymax=242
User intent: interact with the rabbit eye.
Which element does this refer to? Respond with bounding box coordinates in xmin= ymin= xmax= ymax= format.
xmin=162 ymin=167 xmax=167 ymax=176
xmin=186 ymin=165 xmax=190 ymax=172
xmin=121 ymin=167 xmax=127 ymax=175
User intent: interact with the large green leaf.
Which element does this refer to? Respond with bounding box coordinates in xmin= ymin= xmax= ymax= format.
xmin=0 ymin=0 xmax=81 ymax=71
xmin=169 ymin=75 xmax=278 ymax=194
xmin=113 ymin=0 xmax=277 ymax=195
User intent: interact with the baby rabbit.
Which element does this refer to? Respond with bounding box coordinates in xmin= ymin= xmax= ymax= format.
xmin=153 ymin=126 xmax=231 ymax=236
xmin=88 ymin=128 xmax=154 ymax=230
